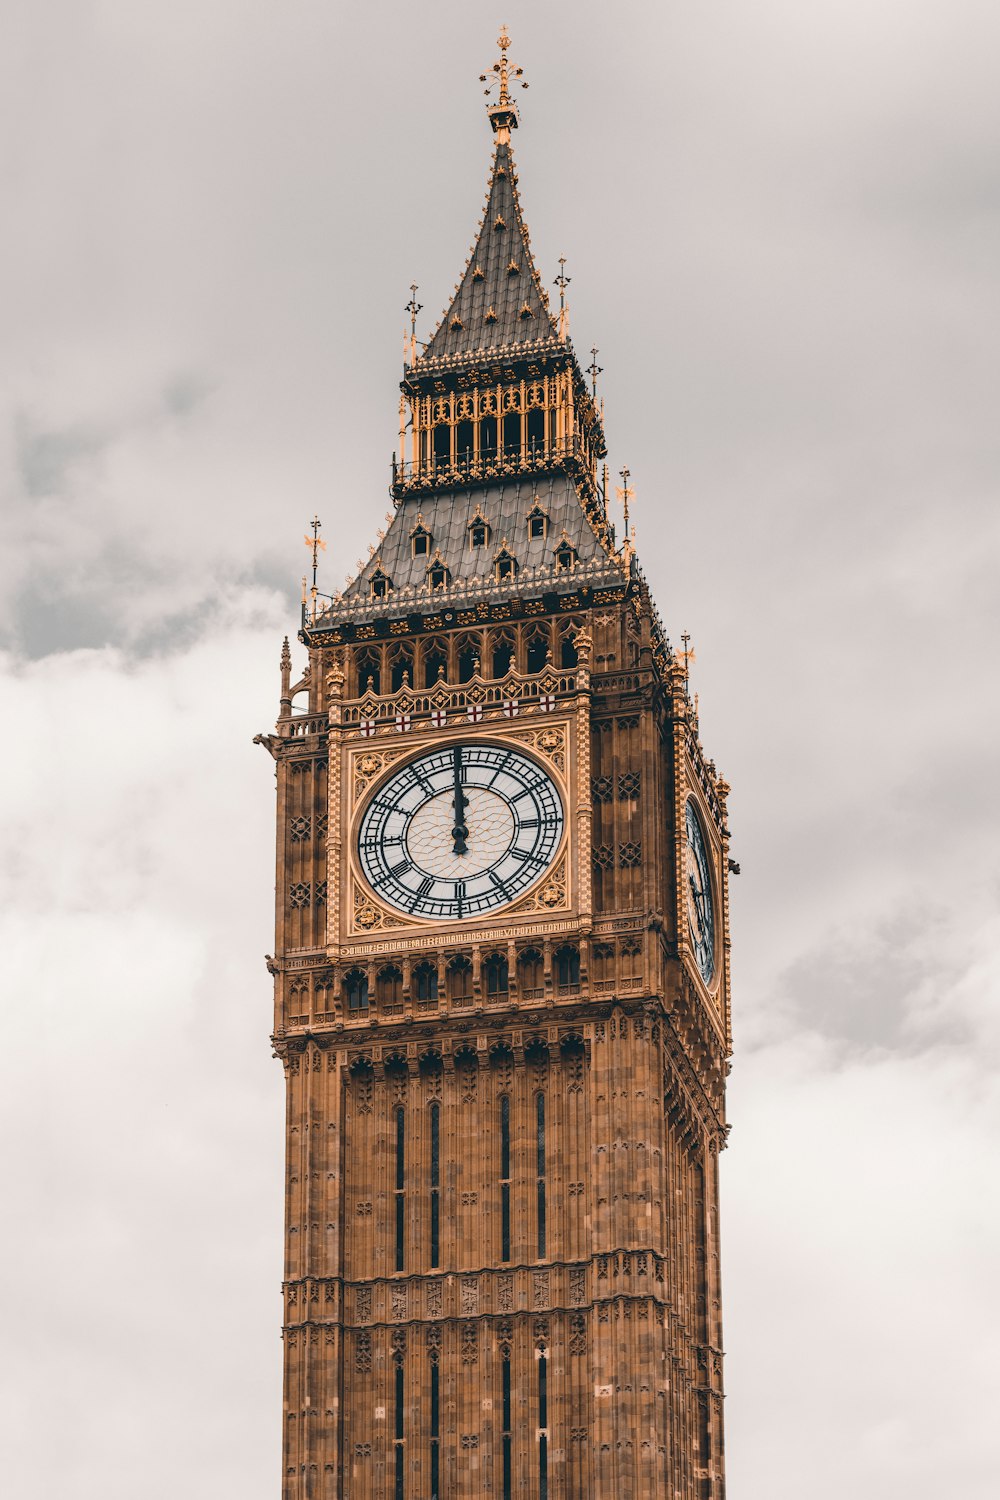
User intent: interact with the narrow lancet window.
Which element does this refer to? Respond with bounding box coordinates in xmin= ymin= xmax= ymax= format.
xmin=430 ymin=1101 xmax=440 ymax=1269
xmin=500 ymin=1093 xmax=511 ymax=1263
xmin=394 ymin=1360 xmax=405 ymax=1499
xmin=536 ymin=1091 xmax=546 ymax=1259
xmin=395 ymin=1106 xmax=405 ymax=1272
xmin=430 ymin=1360 xmax=440 ymax=1499
xmin=502 ymin=1354 xmax=512 ymax=1500
xmin=538 ymin=1351 xmax=548 ymax=1498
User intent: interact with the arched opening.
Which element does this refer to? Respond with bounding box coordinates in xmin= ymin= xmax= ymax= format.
xmin=484 ymin=952 xmax=509 ymax=999
xmin=457 ymin=638 xmax=479 ymax=683
xmin=517 ymin=947 xmax=544 ymax=1000
xmin=433 ymin=423 xmax=450 ymax=467
xmin=355 ymin=648 xmax=381 ymax=696
xmin=389 ymin=649 xmax=413 ymax=693
xmin=422 ymin=646 xmax=448 ymax=687
xmin=412 ymin=961 xmax=438 ymax=1004
xmin=480 ymin=414 xmax=497 ymax=460
xmin=525 ymin=629 xmax=549 ymax=675
xmin=502 ymin=412 xmax=521 ymax=456
xmin=492 ymin=635 xmax=515 ymax=678
xmin=446 ymin=954 xmax=473 ymax=1004
xmin=456 ymin=420 xmax=474 ymax=464
xmin=526 ymin=407 xmax=545 ymax=454
xmin=560 ymin=631 xmax=578 ymax=669
xmin=344 ymin=968 xmax=369 ymax=1011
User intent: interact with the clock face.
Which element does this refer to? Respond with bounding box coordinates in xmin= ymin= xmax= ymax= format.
xmin=357 ymin=742 xmax=564 ymax=921
xmin=685 ymin=799 xmax=716 ymax=983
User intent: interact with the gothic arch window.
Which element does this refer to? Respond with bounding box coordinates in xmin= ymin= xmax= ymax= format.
xmin=355 ymin=648 xmax=382 ymax=696
xmin=412 ymin=961 xmax=438 ymax=1004
xmin=446 ymin=953 xmax=472 ymax=1004
xmin=526 ymin=406 xmax=545 ymax=453
xmin=554 ymin=945 xmax=580 ymax=991
xmin=526 ymin=502 xmax=549 ymax=541
xmin=483 ymin=951 xmax=508 ymax=999
xmin=517 ymin=947 xmax=544 ymax=999
xmin=376 ymin=964 xmax=403 ymax=1008
xmin=344 ymin=968 xmax=369 ymax=1011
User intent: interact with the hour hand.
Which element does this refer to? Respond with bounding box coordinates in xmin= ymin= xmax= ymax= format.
xmin=452 ymin=747 xmax=468 ymax=855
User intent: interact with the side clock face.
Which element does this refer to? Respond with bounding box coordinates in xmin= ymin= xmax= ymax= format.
xmin=357 ymin=743 xmax=564 ymax=921
xmin=685 ymin=799 xmax=716 ymax=983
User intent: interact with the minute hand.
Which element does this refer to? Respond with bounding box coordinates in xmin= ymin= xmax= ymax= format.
xmin=452 ymin=746 xmax=468 ymax=855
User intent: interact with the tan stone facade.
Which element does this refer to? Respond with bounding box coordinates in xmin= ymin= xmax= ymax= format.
xmin=261 ymin=41 xmax=732 ymax=1497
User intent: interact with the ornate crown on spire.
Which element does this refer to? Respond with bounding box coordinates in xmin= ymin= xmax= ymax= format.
xmin=479 ymin=26 xmax=528 ymax=141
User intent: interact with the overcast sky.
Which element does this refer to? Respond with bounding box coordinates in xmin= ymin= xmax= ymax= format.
xmin=2 ymin=2 xmax=998 ymax=1496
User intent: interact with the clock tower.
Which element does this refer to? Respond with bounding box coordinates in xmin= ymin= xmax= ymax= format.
xmin=261 ymin=32 xmax=733 ymax=1499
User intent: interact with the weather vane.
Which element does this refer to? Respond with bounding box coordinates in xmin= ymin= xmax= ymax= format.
xmin=480 ymin=27 xmax=528 ymax=141
xmin=587 ymin=346 xmax=603 ymax=398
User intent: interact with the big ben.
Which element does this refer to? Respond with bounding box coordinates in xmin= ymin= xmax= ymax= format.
xmin=261 ymin=30 xmax=733 ymax=1499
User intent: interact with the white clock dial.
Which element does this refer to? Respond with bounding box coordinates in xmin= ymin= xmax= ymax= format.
xmin=357 ymin=743 xmax=563 ymax=920
xmin=685 ymin=799 xmax=716 ymax=983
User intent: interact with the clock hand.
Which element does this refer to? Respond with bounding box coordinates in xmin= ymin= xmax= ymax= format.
xmin=452 ymin=745 xmax=468 ymax=855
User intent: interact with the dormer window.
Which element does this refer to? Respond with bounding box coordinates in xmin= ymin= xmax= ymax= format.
xmin=427 ymin=551 xmax=451 ymax=590
xmin=519 ymin=302 xmax=535 ymax=319
xmin=369 ymin=566 xmax=392 ymax=599
xmin=527 ymin=503 xmax=549 ymax=541
xmin=472 ymin=265 xmax=485 ymax=281
xmin=506 ymin=260 xmax=521 ymax=276
xmin=468 ymin=510 xmax=491 ymax=550
xmin=554 ymin=534 xmax=577 ymax=572
xmin=410 ymin=517 xmax=432 ymax=558
xmin=494 ymin=545 xmax=518 ymax=583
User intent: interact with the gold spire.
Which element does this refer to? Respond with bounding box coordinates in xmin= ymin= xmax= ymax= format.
xmin=479 ymin=26 xmax=528 ymax=143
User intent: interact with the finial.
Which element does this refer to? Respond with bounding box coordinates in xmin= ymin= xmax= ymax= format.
xmin=554 ymin=257 xmax=571 ymax=339
xmin=587 ymin=347 xmax=603 ymax=398
xmin=480 ymin=27 xmax=528 ymax=142
xmin=679 ymin=631 xmax=697 ymax=691
xmin=615 ymin=467 xmax=636 ymax=563
xmin=303 ymin=515 xmax=326 ymax=621
xmin=405 ymin=283 xmax=423 ymax=364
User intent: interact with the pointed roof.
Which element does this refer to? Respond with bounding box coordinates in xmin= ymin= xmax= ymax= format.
xmin=418 ymin=140 xmax=561 ymax=366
